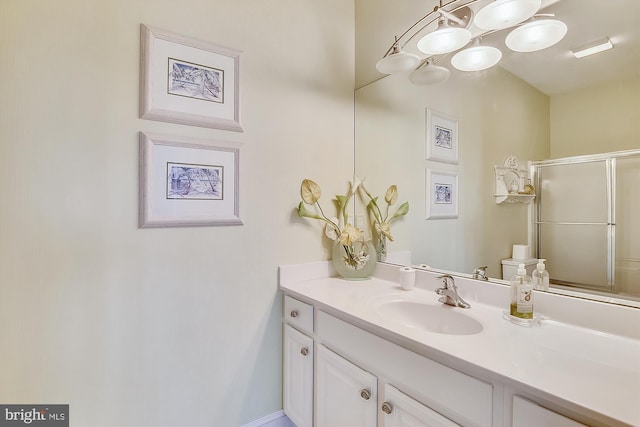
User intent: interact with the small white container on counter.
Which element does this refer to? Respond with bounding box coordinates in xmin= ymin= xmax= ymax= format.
xmin=399 ymin=266 xmax=416 ymax=290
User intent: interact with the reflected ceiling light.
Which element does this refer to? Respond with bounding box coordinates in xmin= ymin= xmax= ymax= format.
xmin=506 ymin=19 xmax=568 ymax=52
xmin=374 ymin=0 xmax=567 ymax=82
xmin=417 ymin=20 xmax=472 ymax=55
xmin=376 ymin=42 xmax=421 ymax=74
xmin=474 ymin=0 xmax=541 ymax=30
xmin=571 ymin=37 xmax=613 ymax=58
xmin=451 ymin=41 xmax=502 ymax=71
xmin=409 ymin=58 xmax=451 ymax=85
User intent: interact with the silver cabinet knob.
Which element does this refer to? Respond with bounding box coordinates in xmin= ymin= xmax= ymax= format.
xmin=290 ymin=309 xmax=298 ymax=318
xmin=360 ymin=389 xmax=371 ymax=400
xmin=300 ymin=347 xmax=309 ymax=356
xmin=381 ymin=402 xmax=393 ymax=414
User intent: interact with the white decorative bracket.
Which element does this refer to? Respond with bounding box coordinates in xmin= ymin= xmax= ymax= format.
xmin=494 ymin=155 xmax=535 ymax=204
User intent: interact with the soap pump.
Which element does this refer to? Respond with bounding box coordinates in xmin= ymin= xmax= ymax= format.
xmin=532 ymin=259 xmax=549 ymax=291
xmin=510 ymin=263 xmax=533 ymax=319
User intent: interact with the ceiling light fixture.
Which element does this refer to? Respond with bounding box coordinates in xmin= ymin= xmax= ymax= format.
xmin=571 ymin=37 xmax=613 ymax=58
xmin=505 ymin=19 xmax=568 ymax=52
xmin=474 ymin=0 xmax=541 ymax=30
xmin=375 ymin=37 xmax=421 ymax=74
xmin=409 ymin=58 xmax=451 ymax=85
xmin=451 ymin=39 xmax=502 ymax=71
xmin=375 ymin=0 xmax=567 ymax=84
xmin=417 ymin=19 xmax=473 ymax=55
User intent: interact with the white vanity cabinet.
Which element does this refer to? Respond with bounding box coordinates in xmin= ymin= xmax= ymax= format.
xmin=282 ymin=291 xmax=490 ymax=427
xmin=315 ymin=343 xmax=461 ymax=427
xmin=283 ymin=325 xmax=313 ymax=427
xmin=280 ymin=264 xmax=640 ymax=427
xmin=281 ymin=294 xmax=609 ymax=427
xmin=381 ymin=384 xmax=461 ymax=427
xmin=316 ymin=344 xmax=377 ymax=427
xmin=283 ymin=296 xmax=314 ymax=427
xmin=315 ymin=310 xmax=491 ymax=427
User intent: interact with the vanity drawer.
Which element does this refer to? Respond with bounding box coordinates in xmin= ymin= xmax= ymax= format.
xmin=284 ymin=295 xmax=313 ymax=334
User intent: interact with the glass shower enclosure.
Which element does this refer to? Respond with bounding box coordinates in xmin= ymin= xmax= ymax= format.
xmin=531 ymin=150 xmax=640 ymax=298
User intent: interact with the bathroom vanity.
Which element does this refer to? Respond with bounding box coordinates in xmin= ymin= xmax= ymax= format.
xmin=279 ymin=261 xmax=640 ymax=427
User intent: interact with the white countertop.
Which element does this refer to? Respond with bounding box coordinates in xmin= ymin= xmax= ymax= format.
xmin=279 ymin=261 xmax=640 ymax=427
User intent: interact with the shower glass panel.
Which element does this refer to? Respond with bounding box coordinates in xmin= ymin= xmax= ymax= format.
xmin=538 ymin=161 xmax=608 ymax=223
xmin=536 ymin=160 xmax=611 ymax=291
xmin=533 ymin=150 xmax=640 ymax=297
xmin=538 ymin=223 xmax=608 ymax=288
xmin=616 ymin=156 xmax=640 ymax=297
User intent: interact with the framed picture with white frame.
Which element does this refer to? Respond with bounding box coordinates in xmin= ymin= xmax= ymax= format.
xmin=426 ymin=167 xmax=458 ymax=219
xmin=139 ymin=132 xmax=242 ymax=228
xmin=140 ymin=24 xmax=242 ymax=132
xmin=426 ymin=109 xmax=458 ymax=164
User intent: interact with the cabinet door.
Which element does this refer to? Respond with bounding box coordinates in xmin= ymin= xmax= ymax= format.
xmin=283 ymin=324 xmax=313 ymax=427
xmin=381 ymin=384 xmax=460 ymax=427
xmin=513 ymin=396 xmax=587 ymax=427
xmin=316 ymin=344 xmax=377 ymax=427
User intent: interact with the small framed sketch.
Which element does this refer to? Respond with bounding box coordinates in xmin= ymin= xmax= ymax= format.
xmin=140 ymin=24 xmax=242 ymax=132
xmin=139 ymin=132 xmax=242 ymax=227
xmin=426 ymin=167 xmax=458 ymax=219
xmin=426 ymin=109 xmax=458 ymax=164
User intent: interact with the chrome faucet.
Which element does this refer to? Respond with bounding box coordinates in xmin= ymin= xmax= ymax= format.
xmin=435 ymin=274 xmax=471 ymax=309
xmin=472 ymin=266 xmax=488 ymax=281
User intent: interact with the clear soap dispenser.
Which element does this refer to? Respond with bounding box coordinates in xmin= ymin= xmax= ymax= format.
xmin=510 ymin=263 xmax=533 ymax=319
xmin=532 ymin=259 xmax=550 ymax=291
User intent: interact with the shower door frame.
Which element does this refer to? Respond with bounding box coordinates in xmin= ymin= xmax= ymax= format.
xmin=529 ymin=149 xmax=640 ymax=293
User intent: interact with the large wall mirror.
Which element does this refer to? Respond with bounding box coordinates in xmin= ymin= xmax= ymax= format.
xmin=354 ymin=0 xmax=640 ymax=306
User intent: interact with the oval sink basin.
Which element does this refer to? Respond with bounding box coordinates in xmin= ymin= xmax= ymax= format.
xmin=375 ymin=300 xmax=483 ymax=335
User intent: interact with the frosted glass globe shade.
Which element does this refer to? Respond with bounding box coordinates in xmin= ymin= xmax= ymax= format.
xmin=376 ymin=50 xmax=420 ymax=74
xmin=451 ymin=45 xmax=502 ymax=71
xmin=474 ymin=0 xmax=541 ymax=30
xmin=417 ymin=27 xmax=472 ymax=55
xmin=506 ymin=19 xmax=568 ymax=52
xmin=409 ymin=64 xmax=451 ymax=85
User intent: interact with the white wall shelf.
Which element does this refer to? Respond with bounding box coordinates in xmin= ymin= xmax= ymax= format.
xmin=494 ymin=155 xmax=535 ymax=204
xmin=494 ymin=193 xmax=536 ymax=204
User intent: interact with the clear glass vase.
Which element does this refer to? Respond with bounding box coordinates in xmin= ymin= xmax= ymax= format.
xmin=331 ymin=239 xmax=377 ymax=280
xmin=376 ymin=234 xmax=387 ymax=262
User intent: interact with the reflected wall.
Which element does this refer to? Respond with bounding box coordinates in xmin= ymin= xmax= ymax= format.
xmin=355 ymin=67 xmax=550 ymax=277
xmin=551 ymin=75 xmax=640 ymax=157
xmin=356 ymin=68 xmax=640 ymax=299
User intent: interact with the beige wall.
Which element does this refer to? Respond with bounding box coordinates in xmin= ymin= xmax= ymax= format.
xmin=550 ymin=74 xmax=640 ymax=158
xmin=0 ymin=1 xmax=354 ymax=426
xmin=355 ymin=68 xmax=549 ymax=277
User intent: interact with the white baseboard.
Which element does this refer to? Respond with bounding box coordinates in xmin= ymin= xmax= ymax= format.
xmin=240 ymin=410 xmax=295 ymax=427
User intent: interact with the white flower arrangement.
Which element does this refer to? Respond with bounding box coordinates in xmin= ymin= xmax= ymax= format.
xmin=296 ymin=178 xmax=370 ymax=269
xmin=360 ymin=184 xmax=409 ymax=242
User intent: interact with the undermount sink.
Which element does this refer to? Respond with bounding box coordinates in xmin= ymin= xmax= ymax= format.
xmin=374 ymin=299 xmax=483 ymax=335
